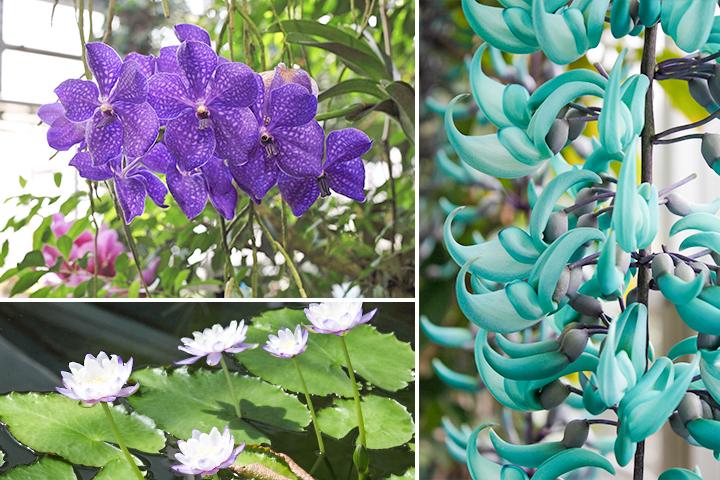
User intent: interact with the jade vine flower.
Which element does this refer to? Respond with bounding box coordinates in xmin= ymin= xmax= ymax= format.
xmin=177 ymin=320 xmax=257 ymax=366
xmin=56 ymin=352 xmax=138 ymax=405
xmin=304 ymin=302 xmax=377 ymax=335
xmin=263 ymin=325 xmax=308 ymax=358
xmin=172 ymin=426 xmax=244 ymax=476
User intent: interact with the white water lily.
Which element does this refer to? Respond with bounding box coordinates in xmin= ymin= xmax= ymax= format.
xmin=263 ymin=325 xmax=308 ymax=358
xmin=177 ymin=320 xmax=257 ymax=366
xmin=304 ymin=302 xmax=377 ymax=335
xmin=56 ymin=352 xmax=138 ymax=405
xmin=172 ymin=426 xmax=244 ymax=476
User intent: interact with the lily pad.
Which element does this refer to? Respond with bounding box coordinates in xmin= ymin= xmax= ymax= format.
xmin=387 ymin=467 xmax=416 ymax=480
xmin=0 ymin=457 xmax=76 ymax=480
xmin=94 ymin=458 xmax=147 ymax=479
xmin=129 ymin=368 xmax=310 ymax=445
xmin=317 ymin=395 xmax=414 ymax=449
xmin=0 ymin=393 xmax=165 ymax=467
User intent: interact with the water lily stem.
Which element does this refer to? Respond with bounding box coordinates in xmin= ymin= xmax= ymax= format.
xmin=101 ymin=403 xmax=144 ymax=480
xmin=219 ymin=355 xmax=242 ymax=418
xmin=634 ymin=23 xmax=658 ymax=480
xmin=340 ymin=335 xmax=367 ymax=448
xmin=293 ymin=358 xmax=325 ymax=454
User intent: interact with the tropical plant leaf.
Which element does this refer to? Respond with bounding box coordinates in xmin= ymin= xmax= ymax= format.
xmin=384 ymin=81 xmax=416 ymax=143
xmin=319 ymin=79 xmax=385 ymax=103
xmin=316 ymin=395 xmax=414 ymax=449
xmin=0 ymin=457 xmax=77 ymax=480
xmin=233 ymin=445 xmax=300 ymax=479
xmin=129 ymin=368 xmax=310 ymax=445
xmin=94 ymin=458 xmax=147 ymax=479
xmin=286 ymin=35 xmax=390 ymax=80
xmin=0 ymin=393 xmax=165 ymax=467
xmin=277 ymin=20 xmax=377 ymax=58
xmin=387 ymin=467 xmax=416 ymax=480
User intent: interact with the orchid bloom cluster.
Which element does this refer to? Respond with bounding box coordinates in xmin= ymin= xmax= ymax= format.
xmin=425 ymin=2 xmax=720 ymax=479
xmin=41 ymin=23 xmax=373 ymax=223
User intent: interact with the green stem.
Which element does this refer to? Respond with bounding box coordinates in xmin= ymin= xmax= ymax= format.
xmin=87 ymin=181 xmax=99 ymax=297
xmin=102 ymin=0 xmax=116 ymax=43
xmin=76 ymin=0 xmax=91 ymax=79
xmin=225 ymin=0 xmax=236 ymax=61
xmin=293 ymin=358 xmax=325 ymax=454
xmin=161 ymin=0 xmax=170 ymax=18
xmin=101 ymin=403 xmax=144 ymax=480
xmin=212 ymin=474 xmax=221 ymax=480
xmin=340 ymin=336 xmax=366 ymax=447
xmin=220 ymin=356 xmax=242 ymax=418
xmin=249 ymin=206 xmax=259 ymax=297
xmin=256 ymin=214 xmax=307 ymax=297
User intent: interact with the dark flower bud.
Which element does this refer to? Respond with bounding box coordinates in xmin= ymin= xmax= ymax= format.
xmin=651 ymin=253 xmax=675 ymax=279
xmin=669 ymin=412 xmax=691 ymax=440
xmin=675 ymin=262 xmax=696 ymax=282
xmin=689 ymin=78 xmax=716 ymax=110
xmin=539 ymin=381 xmax=570 ymax=409
xmin=678 ymin=393 xmax=704 ymax=424
xmin=553 ymin=267 xmax=571 ymax=304
xmin=572 ymin=188 xmax=597 ymax=217
xmin=697 ymin=333 xmax=720 ymax=351
xmin=544 ymin=212 xmax=568 ymax=244
xmin=546 ymin=119 xmax=570 ymax=154
xmin=665 ymin=193 xmax=693 ymax=217
xmin=560 ymin=328 xmax=589 ymax=362
xmin=709 ymin=63 xmax=720 ymax=105
xmin=567 ymin=267 xmax=585 ymax=298
xmin=701 ymin=133 xmax=720 ymax=175
xmin=569 ymin=295 xmax=604 ymax=317
xmin=576 ymin=213 xmax=598 ymax=229
xmin=566 ymin=109 xmax=587 ymax=142
xmin=561 ymin=419 xmax=590 ymax=448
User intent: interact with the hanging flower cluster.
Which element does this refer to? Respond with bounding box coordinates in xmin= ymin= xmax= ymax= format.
xmin=41 ymin=23 xmax=373 ymax=223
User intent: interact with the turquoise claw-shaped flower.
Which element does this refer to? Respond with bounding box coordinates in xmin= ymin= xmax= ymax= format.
xmin=433 ymin=358 xmax=483 ymax=392
xmin=421 ymin=315 xmax=474 ymax=349
xmin=580 ymin=231 xmax=631 ymax=299
xmin=443 ymin=417 xmax=472 ymax=463
xmin=659 ymin=467 xmax=705 ymax=480
xmin=661 ymin=0 xmax=717 ymax=52
xmin=671 ymin=212 xmax=720 ymax=256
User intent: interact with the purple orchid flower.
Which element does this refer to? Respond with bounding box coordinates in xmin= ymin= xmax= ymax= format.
xmin=227 ymin=64 xmax=324 ymax=204
xmin=279 ymin=128 xmax=372 ymax=216
xmin=156 ymin=23 xmax=214 ymax=75
xmin=140 ymin=142 xmax=238 ymax=220
xmin=69 ymin=148 xmax=168 ymax=224
xmin=147 ymin=35 xmax=258 ymax=172
xmin=38 ymin=102 xmax=87 ymax=151
xmin=54 ymin=42 xmax=159 ymax=166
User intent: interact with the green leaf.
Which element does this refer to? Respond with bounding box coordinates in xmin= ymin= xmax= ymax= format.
xmin=18 ymin=251 xmax=45 ymax=269
xmin=388 ymin=467 xmax=416 ymax=480
xmin=53 ymin=172 xmax=62 ymax=188
xmin=316 ymin=395 xmax=414 ymax=449
xmin=241 ymin=309 xmax=354 ymax=397
xmin=10 ymin=270 xmax=48 ymax=296
xmin=94 ymin=458 xmax=147 ymax=479
xmin=384 ymin=81 xmax=416 ymax=143
xmin=129 ymin=368 xmax=310 ymax=445
xmin=57 ymin=236 xmax=73 ymax=260
xmin=18 ymin=177 xmax=26 ymax=188
xmin=318 ymin=79 xmax=385 ymax=103
xmin=277 ymin=20 xmax=376 ymax=58
xmin=0 ymin=240 xmax=10 ymax=268
xmin=66 ymin=218 xmax=90 ymax=239
xmin=0 ymin=457 xmax=77 ymax=480
xmin=0 ymin=393 xmax=165 ymax=467
xmin=233 ymin=445 xmax=299 ymax=479
xmin=173 ymin=269 xmax=190 ymax=291
xmin=286 ymin=35 xmax=390 ymax=80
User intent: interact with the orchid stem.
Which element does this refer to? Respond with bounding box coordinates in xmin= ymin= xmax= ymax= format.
xmin=340 ymin=336 xmax=367 ymax=467
xmin=256 ymin=214 xmax=307 ymax=298
xmin=225 ymin=0 xmax=236 ymax=61
xmin=249 ymin=206 xmax=259 ymax=297
xmin=102 ymin=0 xmax=116 ymax=43
xmin=101 ymin=403 xmax=144 ymax=480
xmin=76 ymin=0 xmax=91 ymax=79
xmin=219 ymin=355 xmax=242 ymax=418
xmin=292 ymin=358 xmax=325 ymax=454
xmin=160 ymin=0 xmax=170 ymax=18
xmin=87 ymin=181 xmax=99 ymax=297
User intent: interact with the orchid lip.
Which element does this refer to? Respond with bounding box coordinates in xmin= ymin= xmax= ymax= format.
xmin=318 ymin=174 xmax=331 ymax=197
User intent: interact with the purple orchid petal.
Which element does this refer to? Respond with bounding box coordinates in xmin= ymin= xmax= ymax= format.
xmin=140 ymin=142 xmax=174 ymax=174
xmin=206 ymin=352 xmax=222 ymax=366
xmin=177 ymin=41 xmax=217 ymax=99
xmin=38 ymin=102 xmax=65 ymax=124
xmin=114 ymin=102 xmax=159 ymax=158
xmin=86 ymin=110 xmax=122 ymax=166
xmin=109 ymin=61 xmax=148 ymax=105
xmin=54 ymin=79 xmax=99 ymax=122
xmin=157 ymin=46 xmax=180 ymax=74
xmin=273 ymin=120 xmax=324 ymax=177
xmin=147 ymin=73 xmax=191 ymax=120
xmin=278 ymin=173 xmax=319 ymax=216
xmin=251 ymin=73 xmax=266 ymax=122
xmin=266 ymin=64 xmax=316 ymax=95
xmin=167 ymin=168 xmax=208 ymax=219
xmin=69 ymin=151 xmax=114 ymax=181
xmin=228 ymin=147 xmax=278 ymax=203
xmin=86 ymin=42 xmax=123 ymax=98
xmin=165 ymin=110 xmax=216 ymax=171
xmin=208 ymin=62 xmax=258 ymax=108
xmin=114 ymin=175 xmax=147 ymax=223
xmin=325 ymin=128 xmax=372 ymax=166
xmin=325 ymin=158 xmax=366 ymax=202
xmin=125 ymin=52 xmax=156 ymax=78
xmin=174 ymin=24 xmax=212 ymax=45
xmin=48 ymin=117 xmax=87 ymax=151
xmin=211 ymin=105 xmax=258 ymax=165
xmin=130 ymin=169 xmax=168 ymax=207
xmin=201 ymin=157 xmax=237 ymax=220
xmin=268 ymin=83 xmax=317 ymax=128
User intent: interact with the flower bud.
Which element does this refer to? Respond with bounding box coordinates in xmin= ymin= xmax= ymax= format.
xmin=701 ymin=133 xmax=720 ymax=175
xmin=697 ymin=333 xmax=720 ymax=351
xmin=566 ymin=110 xmax=587 ymax=142
xmin=544 ymin=212 xmax=569 ymax=244
xmin=569 ymin=294 xmax=604 ymax=317
xmin=665 ymin=193 xmax=693 ymax=217
xmin=651 ymin=253 xmax=675 ymax=279
xmin=553 ymin=267 xmax=571 ymax=304
xmin=561 ymin=419 xmax=590 ymax=448
xmin=689 ymin=78 xmax=716 ymax=110
xmin=669 ymin=412 xmax=691 ymax=440
xmin=674 ymin=262 xmax=696 ymax=282
xmin=567 ymin=267 xmax=584 ymax=298
xmin=546 ymin=119 xmax=570 ymax=154
xmin=539 ymin=381 xmax=570 ymax=409
xmin=560 ymin=328 xmax=589 ymax=362
xmin=353 ymin=444 xmax=369 ymax=474
xmin=572 ymin=188 xmax=597 ymax=217
xmin=576 ymin=213 xmax=598 ymax=229
xmin=677 ymin=393 xmax=704 ymax=424
xmin=709 ymin=63 xmax=720 ymax=104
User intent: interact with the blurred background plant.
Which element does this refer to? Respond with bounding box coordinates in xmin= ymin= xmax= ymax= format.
xmin=0 ymin=0 xmax=415 ymax=298
xmin=419 ymin=0 xmax=720 ymax=478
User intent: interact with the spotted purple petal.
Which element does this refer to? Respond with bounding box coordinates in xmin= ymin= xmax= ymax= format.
xmin=268 ymin=83 xmax=317 ymax=128
xmin=68 ymin=151 xmax=114 ymax=181
xmin=326 ymin=157 xmax=366 ymax=202
xmin=208 ymin=62 xmax=258 ymax=108
xmin=141 ymin=142 xmax=174 ymax=174
xmin=147 ymin=73 xmax=191 ymax=120
xmin=157 ymin=46 xmax=180 ymax=74
xmin=177 ymin=41 xmax=217 ymax=100
xmin=165 ymin=110 xmax=216 ymax=172
xmin=114 ymin=175 xmax=147 ymax=224
xmin=86 ymin=42 xmax=123 ymax=98
xmin=201 ymin=157 xmax=237 ymax=220
xmin=114 ymin=102 xmax=159 ymax=158
xmin=228 ymin=147 xmax=278 ymax=203
xmin=125 ymin=52 xmax=156 ymax=78
xmin=48 ymin=116 xmax=87 ymax=151
xmin=54 ymin=79 xmax=99 ymax=122
xmin=325 ymin=128 xmax=372 ymax=167
xmin=251 ymin=73 xmax=266 ymax=122
xmin=129 ymin=169 xmax=168 ymax=207
xmin=278 ymin=173 xmax=319 ymax=216
xmin=86 ymin=110 xmax=122 ymax=166
xmin=174 ymin=24 xmax=212 ymax=45
xmin=266 ymin=64 xmax=316 ymax=95
xmin=167 ymin=168 xmax=208 ymax=219
xmin=109 ymin=60 xmax=148 ymax=105
xmin=212 ymin=105 xmax=258 ymax=165
xmin=273 ymin=120 xmax=324 ymax=177
xmin=38 ymin=102 xmax=65 ymax=125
